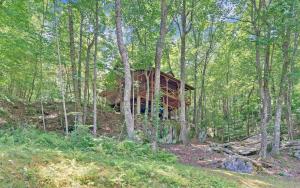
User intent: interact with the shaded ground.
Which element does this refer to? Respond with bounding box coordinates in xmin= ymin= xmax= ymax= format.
xmin=163 ymin=142 xmax=300 ymax=180
xmin=1 ymin=128 xmax=300 ymax=188
xmin=163 ymin=143 xmax=225 ymax=168
xmin=0 ymin=99 xmax=124 ymax=136
xmin=1 ymin=99 xmax=300 ymax=187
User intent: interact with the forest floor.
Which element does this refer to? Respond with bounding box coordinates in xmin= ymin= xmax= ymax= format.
xmin=1 ymin=99 xmax=300 ymax=187
xmin=0 ymin=127 xmax=299 ymax=188
xmin=163 ymin=142 xmax=300 ymax=179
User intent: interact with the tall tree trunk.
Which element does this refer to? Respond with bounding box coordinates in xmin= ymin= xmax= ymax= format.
xmin=191 ymin=29 xmax=200 ymax=127
xmin=166 ymin=47 xmax=174 ymax=75
xmin=67 ymin=2 xmax=80 ymax=114
xmin=272 ymin=27 xmax=291 ymax=155
xmin=257 ymin=40 xmax=269 ymax=159
xmin=28 ymin=62 xmax=38 ymax=102
xmin=152 ymin=0 xmax=168 ymax=150
xmin=286 ymin=32 xmax=299 ymax=140
xmin=83 ymin=37 xmax=95 ymax=125
xmin=144 ymin=70 xmax=150 ymax=135
xmin=251 ymin=0 xmax=269 ymax=159
xmin=197 ymin=53 xmax=208 ymax=136
xmin=285 ymin=85 xmax=293 ymax=140
xmin=39 ymin=0 xmax=48 ymax=131
xmin=264 ymin=29 xmax=272 ymax=126
xmin=78 ymin=12 xmax=84 ymax=102
xmin=115 ymin=0 xmax=134 ymax=140
xmin=179 ymin=0 xmax=188 ymax=145
xmin=92 ymin=1 xmax=99 ymax=135
xmin=195 ymin=18 xmax=214 ymax=141
xmin=55 ymin=0 xmax=68 ymax=135
xmin=193 ymin=55 xmax=197 ymax=125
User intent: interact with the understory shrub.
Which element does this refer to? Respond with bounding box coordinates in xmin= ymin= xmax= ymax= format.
xmin=0 ymin=127 xmax=177 ymax=163
xmin=69 ymin=125 xmax=95 ymax=149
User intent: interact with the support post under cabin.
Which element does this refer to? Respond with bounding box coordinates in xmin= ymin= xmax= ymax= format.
xmin=132 ymin=70 xmax=135 ymax=121
xmin=136 ymin=78 xmax=141 ymax=115
xmin=150 ymin=70 xmax=154 ymax=118
xmin=163 ymin=77 xmax=169 ymax=120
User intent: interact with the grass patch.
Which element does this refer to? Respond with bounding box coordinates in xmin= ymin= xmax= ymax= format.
xmin=0 ymin=127 xmax=298 ymax=188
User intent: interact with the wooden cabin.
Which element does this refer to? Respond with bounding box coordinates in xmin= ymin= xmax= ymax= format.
xmin=101 ymin=68 xmax=194 ymax=120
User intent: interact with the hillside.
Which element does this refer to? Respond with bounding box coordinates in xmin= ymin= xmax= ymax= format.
xmin=0 ymin=127 xmax=299 ymax=188
xmin=1 ymin=100 xmax=300 ymax=187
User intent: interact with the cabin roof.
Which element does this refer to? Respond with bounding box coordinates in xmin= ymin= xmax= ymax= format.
xmin=134 ymin=68 xmax=195 ymax=90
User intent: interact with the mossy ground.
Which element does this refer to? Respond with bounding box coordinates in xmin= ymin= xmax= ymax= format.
xmin=0 ymin=127 xmax=298 ymax=188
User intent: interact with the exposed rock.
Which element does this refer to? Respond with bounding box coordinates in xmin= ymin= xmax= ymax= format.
xmin=281 ymin=140 xmax=300 ymax=160
xmin=0 ymin=118 xmax=7 ymax=126
xmin=210 ymin=134 xmax=272 ymax=156
xmin=282 ymin=140 xmax=300 ymax=149
xmin=278 ymin=171 xmax=293 ymax=177
xmin=222 ymin=157 xmax=253 ymax=173
xmin=293 ymin=150 xmax=300 ymax=160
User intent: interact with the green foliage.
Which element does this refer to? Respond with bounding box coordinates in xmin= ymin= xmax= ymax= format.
xmin=69 ymin=125 xmax=95 ymax=149
xmin=0 ymin=127 xmax=237 ymax=187
xmin=0 ymin=107 xmax=7 ymax=117
xmin=1 ymin=127 xmax=299 ymax=187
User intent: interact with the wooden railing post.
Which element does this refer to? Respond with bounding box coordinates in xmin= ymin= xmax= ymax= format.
xmin=137 ymin=80 xmax=141 ymax=115
xmin=163 ymin=77 xmax=169 ymax=120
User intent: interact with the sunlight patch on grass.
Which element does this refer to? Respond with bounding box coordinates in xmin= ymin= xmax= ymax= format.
xmin=212 ymin=169 xmax=274 ymax=188
xmin=36 ymin=158 xmax=112 ymax=188
xmin=239 ymin=178 xmax=272 ymax=188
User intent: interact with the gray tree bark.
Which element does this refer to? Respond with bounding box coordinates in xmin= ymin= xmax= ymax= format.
xmin=143 ymin=70 xmax=150 ymax=137
xmin=78 ymin=12 xmax=84 ymax=101
xmin=152 ymin=0 xmax=168 ymax=150
xmin=92 ymin=1 xmax=99 ymax=135
xmin=272 ymin=27 xmax=291 ymax=155
xmin=55 ymin=0 xmax=69 ymax=135
xmin=115 ymin=0 xmax=134 ymax=140
xmin=250 ymin=0 xmax=269 ymax=159
xmin=285 ymin=32 xmax=299 ymax=140
xmin=67 ymin=3 xmax=80 ymax=114
xmin=83 ymin=37 xmax=95 ymax=125
xmin=179 ymin=0 xmax=189 ymax=145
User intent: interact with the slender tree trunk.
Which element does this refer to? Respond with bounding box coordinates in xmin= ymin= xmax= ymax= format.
xmin=253 ymin=27 xmax=269 ymax=158
xmin=166 ymin=47 xmax=173 ymax=75
xmin=285 ymin=87 xmax=293 ymax=140
xmin=179 ymin=0 xmax=188 ymax=145
xmin=264 ymin=29 xmax=272 ymax=126
xmin=83 ymin=38 xmax=95 ymax=124
xmin=191 ymin=30 xmax=200 ymax=127
xmin=251 ymin=0 xmax=269 ymax=159
xmin=67 ymin=3 xmax=80 ymax=114
xmin=55 ymin=0 xmax=68 ymax=135
xmin=272 ymin=27 xmax=291 ymax=155
xmin=28 ymin=63 xmax=38 ymax=102
xmin=78 ymin=12 xmax=84 ymax=102
xmin=144 ymin=70 xmax=150 ymax=133
xmin=286 ymin=32 xmax=299 ymax=140
xmin=196 ymin=39 xmax=213 ymax=141
xmin=257 ymin=44 xmax=268 ymax=159
xmin=39 ymin=0 xmax=48 ymax=131
xmin=115 ymin=0 xmax=134 ymax=140
xmin=197 ymin=54 xmax=208 ymax=135
xmin=92 ymin=1 xmax=99 ymax=135
xmin=193 ymin=56 xmax=197 ymax=125
xmin=152 ymin=0 xmax=168 ymax=150
xmin=195 ymin=20 xmax=214 ymax=140
xmin=132 ymin=70 xmax=135 ymax=120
